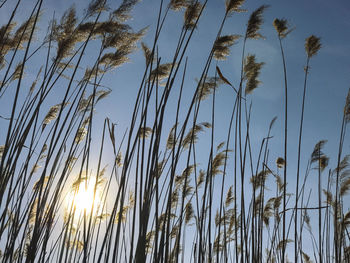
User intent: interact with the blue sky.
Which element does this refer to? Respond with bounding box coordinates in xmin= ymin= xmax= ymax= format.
xmin=2 ymin=0 xmax=349 ymax=153
xmin=1 ymin=0 xmax=350 ymax=260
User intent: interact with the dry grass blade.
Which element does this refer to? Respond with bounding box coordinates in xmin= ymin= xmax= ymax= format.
xmin=269 ymin=116 xmax=277 ymax=130
xmin=216 ymin=66 xmax=233 ymax=88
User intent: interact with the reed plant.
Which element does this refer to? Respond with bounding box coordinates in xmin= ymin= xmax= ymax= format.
xmin=0 ymin=0 xmax=349 ymax=262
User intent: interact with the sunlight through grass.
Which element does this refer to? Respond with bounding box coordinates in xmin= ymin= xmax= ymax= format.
xmin=66 ymin=176 xmax=103 ymax=220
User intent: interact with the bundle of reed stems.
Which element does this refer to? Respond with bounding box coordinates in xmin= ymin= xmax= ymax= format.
xmin=0 ymin=0 xmax=349 ymax=262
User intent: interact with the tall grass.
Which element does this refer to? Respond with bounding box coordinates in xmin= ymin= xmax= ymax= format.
xmin=0 ymin=0 xmax=349 ymax=262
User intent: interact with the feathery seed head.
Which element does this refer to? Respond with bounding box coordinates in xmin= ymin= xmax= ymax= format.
xmin=197 ymin=77 xmax=224 ymax=101
xmin=226 ymin=0 xmax=246 ymax=14
xmin=197 ymin=169 xmax=205 ymax=187
xmin=0 ymin=145 xmax=4 ymax=159
xmin=42 ymin=102 xmax=68 ymax=130
xmin=99 ymin=46 xmax=133 ymax=69
xmin=13 ymin=15 xmax=39 ymax=49
xmin=60 ymin=6 xmax=77 ymax=37
xmin=113 ymin=0 xmax=139 ymax=22
xmin=86 ymin=0 xmax=108 ymax=16
xmin=276 ymin=157 xmax=285 ymax=168
xmin=225 ymin=186 xmax=234 ymax=207
xmin=250 ymin=170 xmax=270 ymax=188
xmin=149 ymin=63 xmax=173 ymax=83
xmin=43 ymin=105 xmax=60 ymax=125
xmin=116 ymin=152 xmax=123 ymax=167
xmin=170 ymin=0 xmax=189 ymax=11
xmin=213 ymin=34 xmax=240 ymax=60
xmin=75 ymin=127 xmax=87 ymax=143
xmin=319 ymin=156 xmax=329 ymax=172
xmin=273 ymin=18 xmax=292 ymax=38
xmin=311 ymin=140 xmax=327 ymax=158
xmin=185 ymin=202 xmax=194 ymax=224
xmin=184 ymin=2 xmax=202 ymax=29
xmin=302 ymin=252 xmax=312 ymax=263
xmin=311 ymin=140 xmax=329 ymax=171
xmin=244 ymin=54 xmax=265 ymax=94
xmin=141 ymin=42 xmax=153 ymax=65
xmin=138 ymin=127 xmax=153 ymax=139
xmin=305 ymin=35 xmax=321 ymax=58
xmin=246 ymin=5 xmax=269 ymax=40
xmin=11 ymin=63 xmax=24 ymax=81
xmin=344 ymin=89 xmax=350 ymax=122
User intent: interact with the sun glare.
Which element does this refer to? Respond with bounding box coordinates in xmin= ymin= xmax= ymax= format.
xmin=66 ymin=176 xmax=103 ymax=218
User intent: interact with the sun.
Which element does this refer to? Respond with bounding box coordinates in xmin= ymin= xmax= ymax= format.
xmin=66 ymin=176 xmax=103 ymax=219
xmin=73 ymin=181 xmax=96 ymax=212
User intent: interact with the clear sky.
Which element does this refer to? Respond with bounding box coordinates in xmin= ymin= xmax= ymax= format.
xmin=1 ymin=0 xmax=350 ymax=160
xmin=1 ymin=0 xmax=350 ymax=261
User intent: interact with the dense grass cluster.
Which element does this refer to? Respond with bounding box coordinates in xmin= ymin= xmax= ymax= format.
xmin=0 ymin=0 xmax=349 ymax=262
